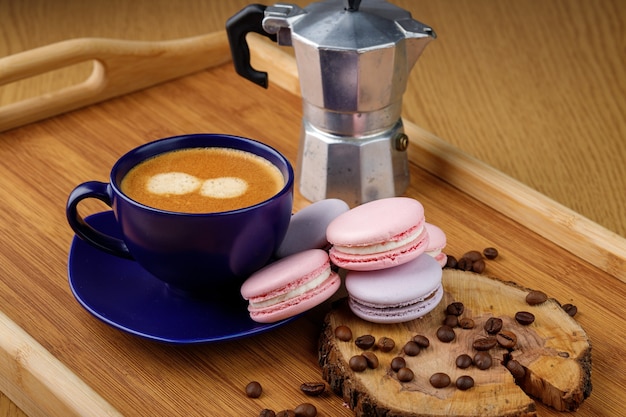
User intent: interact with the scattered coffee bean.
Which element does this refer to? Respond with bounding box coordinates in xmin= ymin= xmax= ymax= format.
xmin=390 ymin=356 xmax=406 ymax=372
xmin=463 ymin=250 xmax=483 ymax=262
xmin=483 ymin=247 xmax=499 ymax=259
xmin=446 ymin=302 xmax=465 ymax=316
xmin=443 ymin=314 xmax=459 ymax=327
xmin=473 ymin=336 xmax=497 ymax=351
xmin=456 ymin=354 xmax=473 ymax=369
xmin=403 ymin=341 xmax=421 ymax=356
xmin=496 ymin=330 xmax=518 ymax=349
xmin=459 ymin=317 xmax=475 ymax=329
xmin=349 ymin=355 xmax=368 ymax=372
xmin=355 ymin=334 xmax=375 ymax=350
xmin=412 ymin=335 xmax=430 ymax=348
xmin=334 ymin=325 xmax=352 ymax=341
xmin=259 ymin=409 xmax=276 ymax=417
xmin=294 ymin=403 xmax=317 ymax=417
xmin=562 ymin=303 xmax=578 ymax=317
xmin=397 ymin=367 xmax=415 ymax=382
xmin=445 ymin=255 xmax=458 ymax=269
xmin=472 ymin=259 xmax=486 ymax=273
xmin=457 ymin=257 xmax=473 ymax=271
xmin=506 ymin=359 xmax=526 ymax=380
xmin=276 ymin=410 xmax=296 ymax=417
xmin=300 ymin=382 xmax=325 ymax=397
xmin=377 ymin=337 xmax=395 ymax=352
xmin=429 ymin=372 xmax=451 ymax=388
xmin=484 ymin=317 xmax=503 ymax=334
xmin=456 ymin=375 xmax=475 ymax=390
xmin=515 ymin=311 xmax=536 ymax=325
xmin=245 ymin=381 xmax=263 ymax=398
xmin=436 ymin=325 xmax=456 ymax=343
xmin=362 ymin=351 xmax=379 ymax=369
xmin=525 ymin=290 xmax=548 ymax=305
xmin=473 ymin=351 xmax=493 ymax=370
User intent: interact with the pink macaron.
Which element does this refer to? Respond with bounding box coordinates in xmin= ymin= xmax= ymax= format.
xmin=326 ymin=197 xmax=429 ymax=271
xmin=240 ymin=249 xmax=340 ymax=323
xmin=345 ymin=254 xmax=443 ymax=323
xmin=424 ymin=222 xmax=448 ymax=267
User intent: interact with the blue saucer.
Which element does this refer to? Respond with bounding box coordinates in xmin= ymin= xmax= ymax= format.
xmin=68 ymin=211 xmax=294 ymax=344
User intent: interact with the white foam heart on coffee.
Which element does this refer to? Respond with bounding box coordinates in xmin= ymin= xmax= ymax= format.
xmin=146 ymin=172 xmax=201 ymax=195
xmin=200 ymin=177 xmax=248 ymax=198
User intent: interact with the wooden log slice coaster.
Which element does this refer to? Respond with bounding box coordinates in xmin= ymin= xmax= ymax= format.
xmin=319 ymin=269 xmax=591 ymax=417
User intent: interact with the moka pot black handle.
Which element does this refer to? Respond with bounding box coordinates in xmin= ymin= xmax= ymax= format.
xmin=226 ymin=4 xmax=277 ymax=88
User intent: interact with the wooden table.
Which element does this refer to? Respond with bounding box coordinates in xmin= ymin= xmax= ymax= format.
xmin=0 ymin=1 xmax=624 ymax=416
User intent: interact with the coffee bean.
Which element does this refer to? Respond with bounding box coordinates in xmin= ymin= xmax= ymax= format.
xmin=403 ymin=341 xmax=421 ymax=356
xmin=436 ymin=325 xmax=456 ymax=343
xmin=525 ymin=290 xmax=548 ymax=305
xmin=445 ymin=255 xmax=458 ymax=269
xmin=429 ymin=372 xmax=451 ymax=388
xmin=484 ymin=317 xmax=503 ymax=334
xmin=299 ymin=382 xmax=325 ymax=397
xmin=397 ymin=367 xmax=414 ymax=382
xmin=334 ymin=325 xmax=352 ymax=341
xmin=390 ymin=356 xmax=406 ymax=372
xmin=515 ymin=311 xmax=535 ymax=325
xmin=376 ymin=337 xmax=395 ymax=352
xmin=355 ymin=334 xmax=375 ymax=350
xmin=456 ymin=375 xmax=475 ymax=390
xmin=506 ymin=359 xmax=526 ymax=380
xmin=483 ymin=247 xmax=499 ymax=259
xmin=294 ymin=403 xmax=317 ymax=417
xmin=446 ymin=302 xmax=464 ymax=316
xmin=463 ymin=250 xmax=483 ymax=262
xmin=472 ymin=259 xmax=486 ymax=274
xmin=457 ymin=257 xmax=473 ymax=271
xmin=276 ymin=410 xmax=296 ymax=417
xmin=472 ymin=336 xmax=497 ymax=351
xmin=362 ymin=351 xmax=379 ymax=369
xmin=459 ymin=317 xmax=475 ymax=329
xmin=412 ymin=335 xmax=430 ymax=348
xmin=456 ymin=354 xmax=473 ymax=369
xmin=349 ymin=355 xmax=368 ymax=372
xmin=245 ymin=381 xmax=263 ymax=398
xmin=259 ymin=409 xmax=276 ymax=417
xmin=562 ymin=303 xmax=578 ymax=317
xmin=496 ymin=330 xmax=518 ymax=349
xmin=473 ymin=351 xmax=493 ymax=370
xmin=443 ymin=314 xmax=459 ymax=327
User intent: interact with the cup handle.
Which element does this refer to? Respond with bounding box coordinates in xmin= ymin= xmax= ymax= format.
xmin=66 ymin=181 xmax=133 ymax=259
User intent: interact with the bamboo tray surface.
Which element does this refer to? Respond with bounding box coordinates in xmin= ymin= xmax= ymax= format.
xmin=0 ymin=40 xmax=625 ymax=417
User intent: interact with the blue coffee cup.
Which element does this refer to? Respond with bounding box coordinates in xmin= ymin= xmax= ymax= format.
xmin=66 ymin=133 xmax=294 ymax=293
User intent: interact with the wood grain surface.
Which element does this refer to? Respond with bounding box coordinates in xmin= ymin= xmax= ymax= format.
xmin=1 ymin=0 xmax=624 ymax=238
xmin=0 ymin=1 xmax=624 ymax=416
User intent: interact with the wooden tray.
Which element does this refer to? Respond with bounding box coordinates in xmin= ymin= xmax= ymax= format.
xmin=0 ymin=32 xmax=624 ymax=417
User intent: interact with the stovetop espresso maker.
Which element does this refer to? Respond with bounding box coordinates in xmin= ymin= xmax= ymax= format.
xmin=227 ymin=0 xmax=435 ymax=206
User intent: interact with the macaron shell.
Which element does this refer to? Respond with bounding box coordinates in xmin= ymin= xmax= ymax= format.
xmin=425 ymin=222 xmax=446 ymax=251
xmin=349 ymin=284 xmax=443 ymax=323
xmin=249 ymin=270 xmax=340 ymax=323
xmin=275 ymin=199 xmax=349 ymax=259
xmin=345 ymin=254 xmax=443 ymax=306
xmin=326 ymin=197 xmax=425 ymax=246
xmin=329 ymin=226 xmax=428 ymax=271
xmin=241 ymin=249 xmax=329 ymax=299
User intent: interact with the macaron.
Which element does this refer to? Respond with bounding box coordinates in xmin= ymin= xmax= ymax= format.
xmin=345 ymin=254 xmax=443 ymax=323
xmin=275 ymin=198 xmax=350 ymax=259
xmin=326 ymin=197 xmax=429 ymax=271
xmin=424 ymin=222 xmax=448 ymax=267
xmin=240 ymin=249 xmax=340 ymax=323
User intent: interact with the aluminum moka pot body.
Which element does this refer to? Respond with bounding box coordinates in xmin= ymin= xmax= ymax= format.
xmin=227 ymin=0 xmax=435 ymax=206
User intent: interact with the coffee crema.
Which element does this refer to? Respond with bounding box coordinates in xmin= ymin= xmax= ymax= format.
xmin=120 ymin=147 xmax=285 ymax=213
